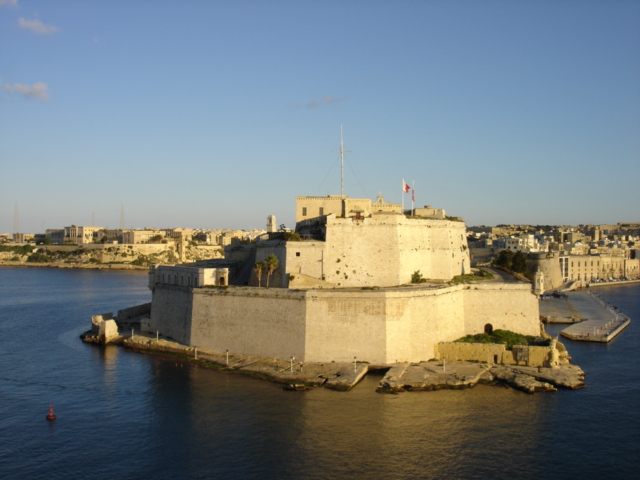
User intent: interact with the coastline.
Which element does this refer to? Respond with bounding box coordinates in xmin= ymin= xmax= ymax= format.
xmin=0 ymin=261 xmax=149 ymax=271
xmin=81 ymin=329 xmax=585 ymax=394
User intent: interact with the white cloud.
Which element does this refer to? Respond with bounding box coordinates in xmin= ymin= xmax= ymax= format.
xmin=323 ymin=96 xmax=345 ymax=104
xmin=2 ymin=82 xmax=50 ymax=101
xmin=0 ymin=0 xmax=18 ymax=7
xmin=18 ymin=17 xmax=58 ymax=35
xmin=305 ymin=96 xmax=346 ymax=108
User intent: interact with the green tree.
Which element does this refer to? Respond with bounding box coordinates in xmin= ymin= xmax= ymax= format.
xmin=511 ymin=251 xmax=528 ymax=273
xmin=264 ymin=254 xmax=279 ymax=288
xmin=254 ymin=261 xmax=265 ymax=287
xmin=495 ymin=250 xmax=514 ymax=270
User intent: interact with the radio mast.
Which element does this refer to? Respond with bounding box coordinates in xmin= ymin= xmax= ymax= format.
xmin=333 ymin=124 xmax=351 ymax=197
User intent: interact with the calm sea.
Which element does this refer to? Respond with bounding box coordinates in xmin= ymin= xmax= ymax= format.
xmin=0 ymin=267 xmax=638 ymax=480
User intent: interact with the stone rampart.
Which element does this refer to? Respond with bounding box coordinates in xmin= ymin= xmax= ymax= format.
xmin=462 ymin=283 xmax=541 ymax=337
xmin=151 ymin=280 xmax=539 ymax=364
xmin=116 ymin=303 xmax=151 ymax=322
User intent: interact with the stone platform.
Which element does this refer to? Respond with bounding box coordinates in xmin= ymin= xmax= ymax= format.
xmin=558 ymin=291 xmax=630 ymax=343
xmin=82 ymin=331 xmax=584 ymax=394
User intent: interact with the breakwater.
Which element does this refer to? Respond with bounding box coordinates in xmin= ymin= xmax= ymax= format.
xmin=560 ymin=290 xmax=631 ymax=342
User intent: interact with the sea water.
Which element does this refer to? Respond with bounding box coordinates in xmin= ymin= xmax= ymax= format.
xmin=0 ymin=267 xmax=638 ymax=479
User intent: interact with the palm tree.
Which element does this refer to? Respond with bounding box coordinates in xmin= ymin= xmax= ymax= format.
xmin=254 ymin=261 xmax=265 ymax=287
xmin=264 ymin=254 xmax=279 ymax=288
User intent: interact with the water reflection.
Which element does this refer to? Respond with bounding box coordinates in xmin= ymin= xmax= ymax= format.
xmin=140 ymin=359 xmax=549 ymax=479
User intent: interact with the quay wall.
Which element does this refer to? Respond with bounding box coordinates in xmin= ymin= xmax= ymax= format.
xmin=436 ymin=342 xmax=554 ymax=367
xmin=151 ymin=282 xmax=540 ymax=364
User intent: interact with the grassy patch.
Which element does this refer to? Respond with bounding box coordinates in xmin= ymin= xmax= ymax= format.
xmin=454 ymin=329 xmax=536 ymax=350
xmin=448 ymin=268 xmax=494 ymax=284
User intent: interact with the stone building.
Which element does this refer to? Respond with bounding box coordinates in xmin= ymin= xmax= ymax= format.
xmin=146 ymin=193 xmax=540 ymax=364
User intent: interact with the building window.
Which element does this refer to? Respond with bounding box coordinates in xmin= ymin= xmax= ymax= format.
xmin=296 ymin=252 xmax=300 ymax=257
xmin=319 ymin=207 xmax=324 ymax=216
xmin=302 ymin=207 xmax=307 ymax=216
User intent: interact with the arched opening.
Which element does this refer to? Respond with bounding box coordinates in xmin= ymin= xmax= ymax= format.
xmin=219 ymin=276 xmax=226 ymax=286
xmin=484 ymin=323 xmax=493 ymax=335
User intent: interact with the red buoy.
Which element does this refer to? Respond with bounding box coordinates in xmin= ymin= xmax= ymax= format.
xmin=46 ymin=403 xmax=56 ymax=421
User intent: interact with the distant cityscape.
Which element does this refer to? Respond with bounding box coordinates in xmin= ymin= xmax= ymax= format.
xmin=467 ymin=223 xmax=640 ymax=282
xmin=1 ymin=220 xmax=639 ymax=283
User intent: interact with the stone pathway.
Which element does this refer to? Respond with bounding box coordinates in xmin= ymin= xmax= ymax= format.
xmin=560 ymin=291 xmax=630 ymax=343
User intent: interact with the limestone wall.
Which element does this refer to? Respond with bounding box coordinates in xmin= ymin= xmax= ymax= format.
xmin=321 ymin=215 xmax=470 ymax=287
xmin=393 ymin=287 xmax=468 ymax=362
xmin=463 ymin=283 xmax=541 ymax=337
xmin=528 ymin=253 xmax=564 ymax=290
xmin=303 ymin=290 xmax=390 ymax=363
xmin=150 ymin=286 xmax=194 ymax=344
xmin=436 ymin=342 xmax=555 ymax=367
xmin=151 ymin=277 xmax=539 ymax=364
xmin=116 ymin=303 xmax=151 ymax=322
xmin=190 ymin=287 xmax=307 ymax=360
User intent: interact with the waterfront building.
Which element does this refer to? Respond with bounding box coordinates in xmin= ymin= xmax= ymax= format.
xmin=147 ymin=193 xmax=540 ymax=364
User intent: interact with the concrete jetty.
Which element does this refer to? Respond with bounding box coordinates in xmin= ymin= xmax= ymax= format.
xmin=545 ymin=291 xmax=631 ymax=343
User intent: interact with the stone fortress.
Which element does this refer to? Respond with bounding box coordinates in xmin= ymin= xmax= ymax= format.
xmin=146 ymin=193 xmax=542 ymax=365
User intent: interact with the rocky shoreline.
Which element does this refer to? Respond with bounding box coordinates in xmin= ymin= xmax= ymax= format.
xmin=81 ymin=330 xmax=585 ymax=394
xmin=0 ymin=261 xmax=149 ymax=270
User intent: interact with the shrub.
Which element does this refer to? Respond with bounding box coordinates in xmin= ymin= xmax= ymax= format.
xmin=455 ymin=329 xmax=535 ymax=350
xmin=411 ymin=270 xmax=427 ymax=283
xmin=27 ymin=252 xmax=53 ymax=263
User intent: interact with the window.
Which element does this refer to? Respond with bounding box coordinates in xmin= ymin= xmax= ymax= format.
xmin=319 ymin=207 xmax=324 ymax=216
xmin=296 ymin=252 xmax=300 ymax=257
xmin=302 ymin=207 xmax=307 ymax=216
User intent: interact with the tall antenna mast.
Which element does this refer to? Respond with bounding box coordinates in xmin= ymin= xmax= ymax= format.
xmin=333 ymin=124 xmax=351 ymax=197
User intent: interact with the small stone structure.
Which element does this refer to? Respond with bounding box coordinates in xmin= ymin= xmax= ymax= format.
xmin=436 ymin=340 xmax=568 ymax=368
xmin=99 ymin=319 xmax=119 ymax=343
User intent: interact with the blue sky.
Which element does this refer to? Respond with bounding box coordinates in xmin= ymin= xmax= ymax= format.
xmin=1 ymin=0 xmax=639 ymax=233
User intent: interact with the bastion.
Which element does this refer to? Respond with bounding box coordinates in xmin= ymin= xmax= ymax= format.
xmin=142 ymin=194 xmax=543 ymax=364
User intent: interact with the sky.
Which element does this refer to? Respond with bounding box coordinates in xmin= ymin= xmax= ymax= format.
xmin=1 ymin=0 xmax=639 ymax=233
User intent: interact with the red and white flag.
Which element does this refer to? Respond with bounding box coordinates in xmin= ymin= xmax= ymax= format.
xmin=412 ymin=187 xmax=415 ymax=202
xmin=402 ymin=179 xmax=410 ymax=193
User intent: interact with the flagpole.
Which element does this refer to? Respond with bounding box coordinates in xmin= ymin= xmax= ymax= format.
xmin=412 ymin=180 xmax=415 ymax=216
xmin=401 ymin=179 xmax=405 ymax=213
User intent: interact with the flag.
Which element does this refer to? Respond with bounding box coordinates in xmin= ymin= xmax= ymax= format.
xmin=402 ymin=179 xmax=410 ymax=193
xmin=412 ymin=188 xmax=415 ymax=202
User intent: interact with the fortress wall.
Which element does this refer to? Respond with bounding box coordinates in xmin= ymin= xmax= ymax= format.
xmin=385 ymin=287 xmax=467 ymax=362
xmin=152 ymin=282 xmax=541 ymax=364
xmin=528 ymin=255 xmax=563 ymax=291
xmin=324 ymin=217 xmax=402 ymax=287
xmin=285 ymin=241 xmax=325 ymax=282
xmin=302 ymin=286 xmax=469 ymax=364
xmin=151 ymin=286 xmax=194 ymax=345
xmin=303 ymin=291 xmax=389 ymax=363
xmin=189 ymin=288 xmax=307 ymax=360
xmin=462 ymin=284 xmax=540 ymax=337
xmin=397 ymin=219 xmax=470 ymax=281
xmin=116 ymin=302 xmax=151 ymax=321
xmin=320 ymin=216 xmax=470 ymax=288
